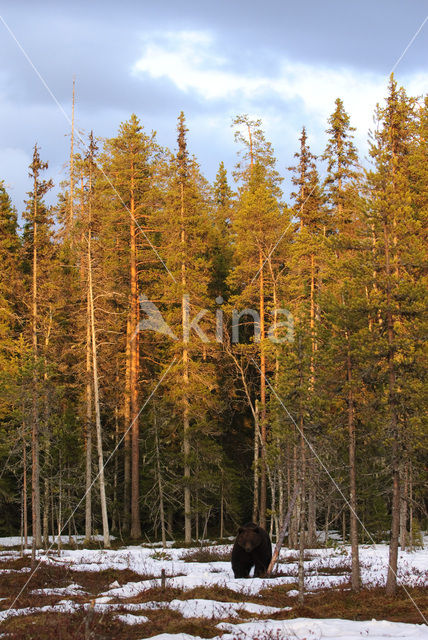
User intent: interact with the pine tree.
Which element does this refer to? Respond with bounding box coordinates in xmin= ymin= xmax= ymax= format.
xmin=229 ymin=115 xmax=285 ymax=528
xmin=102 ymin=114 xmax=158 ymax=538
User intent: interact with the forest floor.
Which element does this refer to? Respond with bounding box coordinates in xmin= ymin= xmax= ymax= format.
xmin=0 ymin=536 xmax=427 ymax=639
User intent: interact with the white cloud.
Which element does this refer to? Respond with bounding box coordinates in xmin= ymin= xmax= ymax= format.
xmin=133 ymin=29 xmax=428 ymax=155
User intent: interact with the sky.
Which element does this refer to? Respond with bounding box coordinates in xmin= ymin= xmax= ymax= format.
xmin=0 ymin=0 xmax=427 ymax=213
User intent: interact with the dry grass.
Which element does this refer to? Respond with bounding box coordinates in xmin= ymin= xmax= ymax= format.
xmin=258 ymin=583 xmax=428 ymax=625
xmin=1 ymin=609 xmax=141 ymax=640
xmin=181 ymin=547 xmax=231 ymax=563
xmin=1 ymin=551 xmax=426 ymax=639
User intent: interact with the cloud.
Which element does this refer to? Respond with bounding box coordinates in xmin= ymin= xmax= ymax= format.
xmin=132 ymin=29 xmax=428 ymax=154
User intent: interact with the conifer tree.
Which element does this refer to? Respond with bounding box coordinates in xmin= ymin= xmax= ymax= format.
xmin=229 ymin=115 xmax=284 ymax=528
xmin=0 ymin=181 xmax=19 ymax=361
xmin=154 ymin=112 xmax=216 ymax=542
xmin=367 ymin=76 xmax=423 ymax=595
xmin=102 ymin=114 xmax=158 ymax=538
xmin=321 ymin=99 xmax=363 ymax=590
xmin=211 ymin=161 xmax=234 ymax=298
xmin=22 ymin=144 xmax=53 ymax=550
xmin=286 ymin=127 xmax=326 ymax=551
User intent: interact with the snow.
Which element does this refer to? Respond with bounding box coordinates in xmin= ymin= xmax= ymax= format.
xmin=218 ymin=618 xmax=428 ymax=639
xmin=166 ymin=598 xmax=285 ymax=618
xmin=30 ymin=583 xmax=86 ymax=596
xmin=0 ymin=534 xmax=113 ymax=548
xmin=148 ymin=636 xmax=205 ymax=640
xmin=0 ymin=537 xmax=427 ymax=638
xmin=114 ymin=613 xmax=149 ymax=625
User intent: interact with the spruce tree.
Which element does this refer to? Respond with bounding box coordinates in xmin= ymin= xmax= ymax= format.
xmin=229 ymin=115 xmax=285 ymax=528
xmin=367 ymin=76 xmax=423 ymax=595
xmin=154 ymin=112 xmax=216 ymax=542
xmin=0 ymin=181 xmax=19 ymax=362
xmin=322 ymin=99 xmax=363 ymax=590
xmin=22 ymin=144 xmax=53 ymax=551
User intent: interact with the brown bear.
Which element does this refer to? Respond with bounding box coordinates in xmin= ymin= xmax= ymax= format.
xmin=231 ymin=522 xmax=272 ymax=578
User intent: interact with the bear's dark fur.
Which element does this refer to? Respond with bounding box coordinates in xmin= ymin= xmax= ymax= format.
xmin=231 ymin=522 xmax=272 ymax=578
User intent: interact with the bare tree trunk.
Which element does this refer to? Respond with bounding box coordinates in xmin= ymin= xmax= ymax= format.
xmin=23 ymin=434 xmax=28 ymax=549
xmin=298 ymin=475 xmax=305 ymax=604
xmin=324 ymin=498 xmax=330 ymax=544
xmin=278 ymin=465 xmax=284 ymax=527
xmin=42 ymin=311 xmax=52 ymax=549
xmin=123 ymin=314 xmax=131 ymax=534
xmin=88 ymin=190 xmax=110 ymax=549
xmin=259 ymin=249 xmax=267 ymax=529
xmin=220 ymin=478 xmax=224 ymax=539
xmin=347 ymin=338 xmax=360 ymax=591
xmin=310 ymin=253 xmax=316 ymax=388
xmin=252 ymin=402 xmax=259 ymax=523
xmin=84 ymin=290 xmax=92 ymax=543
xmin=384 ymin=221 xmax=400 ymax=597
xmin=31 ymin=186 xmax=41 ymax=552
xmin=267 ymin=481 xmax=301 ymax=575
xmin=289 ymin=440 xmax=299 ymax=549
xmin=130 ymin=175 xmax=142 ymax=539
xmin=112 ymin=397 xmax=119 ymax=534
xmin=57 ymin=456 xmax=62 ymax=555
xmin=307 ymin=477 xmax=317 ymax=548
xmin=43 ymin=479 xmax=49 ymax=548
xmin=400 ymin=462 xmax=408 ymax=549
xmin=342 ymin=511 xmax=347 ymax=543
xmin=154 ymin=413 xmax=167 ymax=548
xmin=167 ymin=507 xmax=173 ymax=539
xmin=180 ymin=180 xmax=192 ymax=544
xmin=409 ymin=465 xmax=413 ymax=551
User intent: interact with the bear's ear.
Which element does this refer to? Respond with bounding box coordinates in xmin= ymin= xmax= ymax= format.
xmin=254 ymin=526 xmax=260 ymax=533
xmin=238 ymin=527 xmax=244 ymax=534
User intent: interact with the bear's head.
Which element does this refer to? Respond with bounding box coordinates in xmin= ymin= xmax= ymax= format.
xmin=237 ymin=523 xmax=262 ymax=553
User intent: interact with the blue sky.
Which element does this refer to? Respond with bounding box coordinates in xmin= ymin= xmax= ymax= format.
xmin=0 ymin=0 xmax=426 ymax=211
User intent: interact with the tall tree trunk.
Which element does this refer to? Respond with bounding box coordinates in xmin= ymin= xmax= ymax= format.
xmin=409 ymin=465 xmax=414 ymax=551
xmin=384 ymin=223 xmax=400 ymax=597
xmin=130 ymin=172 xmax=142 ymax=539
xmin=87 ymin=190 xmax=110 ymax=549
xmin=346 ymin=337 xmax=360 ymax=591
xmin=57 ymin=455 xmax=62 ymax=555
xmin=298 ymin=415 xmax=305 ymax=606
xmin=310 ymin=253 xmax=316 ymax=387
xmin=220 ymin=476 xmax=224 ymax=539
xmin=181 ymin=180 xmax=192 ymax=544
xmin=290 ymin=439 xmax=299 ymax=549
xmin=23 ymin=434 xmax=28 ymax=548
xmin=259 ymin=249 xmax=267 ymax=529
xmin=154 ymin=413 xmax=167 ymax=548
xmin=84 ymin=290 xmax=92 ymax=543
xmin=399 ymin=462 xmax=408 ymax=549
xmin=31 ymin=183 xmax=41 ymax=552
xmin=112 ymin=387 xmax=120 ymax=534
xmin=307 ymin=477 xmax=316 ymax=548
xmin=252 ymin=402 xmax=259 ymax=523
xmin=123 ymin=314 xmax=131 ymax=534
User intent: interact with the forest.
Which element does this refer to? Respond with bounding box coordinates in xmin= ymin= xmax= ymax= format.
xmin=0 ymin=74 xmax=426 ymax=599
